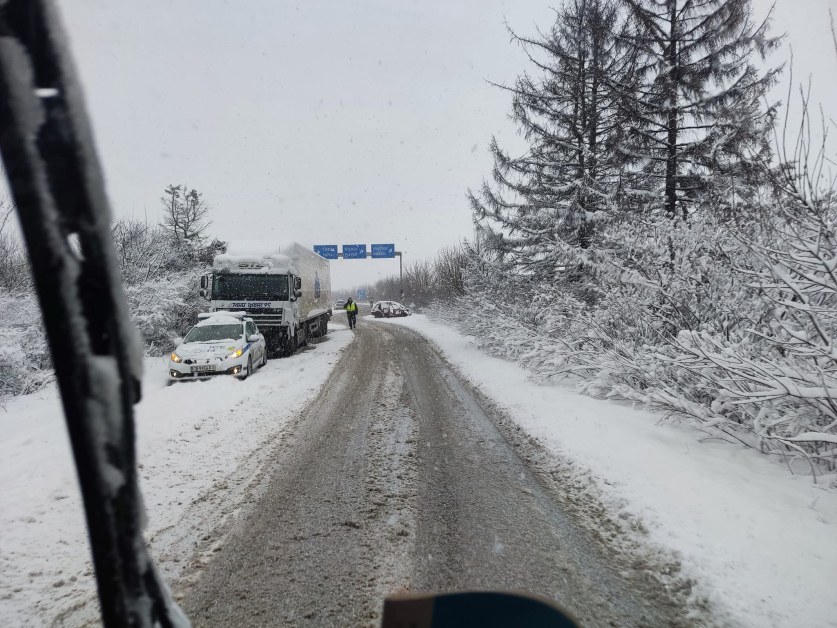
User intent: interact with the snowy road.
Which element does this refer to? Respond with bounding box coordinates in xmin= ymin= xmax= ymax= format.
xmin=179 ymin=322 xmax=699 ymax=627
xmin=0 ymin=325 xmax=354 ymax=626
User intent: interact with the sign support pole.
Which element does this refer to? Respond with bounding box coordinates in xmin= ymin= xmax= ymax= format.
xmin=397 ymin=252 xmax=403 ymax=299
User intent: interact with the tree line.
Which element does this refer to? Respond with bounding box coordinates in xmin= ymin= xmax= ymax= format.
xmin=373 ymin=0 xmax=837 ymax=476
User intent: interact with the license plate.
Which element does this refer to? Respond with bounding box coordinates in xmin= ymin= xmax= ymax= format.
xmin=191 ymin=365 xmax=216 ymax=373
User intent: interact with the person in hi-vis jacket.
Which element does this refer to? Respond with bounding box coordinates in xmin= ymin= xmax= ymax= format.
xmin=344 ymin=297 xmax=358 ymax=329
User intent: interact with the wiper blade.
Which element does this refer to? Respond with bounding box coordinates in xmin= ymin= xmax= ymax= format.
xmin=0 ymin=3 xmax=188 ymax=626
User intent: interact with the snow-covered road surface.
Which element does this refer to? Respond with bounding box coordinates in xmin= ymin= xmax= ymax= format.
xmin=382 ymin=314 xmax=837 ymax=628
xmin=0 ymin=325 xmax=353 ymax=626
xmin=180 ymin=321 xmax=698 ymax=627
xmin=4 ymin=313 xmax=834 ymax=627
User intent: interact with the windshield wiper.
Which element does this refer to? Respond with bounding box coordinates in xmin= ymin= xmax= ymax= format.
xmin=0 ymin=2 xmax=187 ymax=626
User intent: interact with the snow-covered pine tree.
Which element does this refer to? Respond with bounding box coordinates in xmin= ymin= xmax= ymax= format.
xmin=470 ymin=0 xmax=638 ymax=281
xmin=619 ymin=0 xmax=780 ymax=219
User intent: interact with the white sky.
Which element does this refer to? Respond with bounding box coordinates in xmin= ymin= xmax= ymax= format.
xmin=56 ymin=0 xmax=837 ymax=290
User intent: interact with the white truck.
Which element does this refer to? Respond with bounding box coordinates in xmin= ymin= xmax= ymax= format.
xmin=200 ymin=242 xmax=332 ymax=357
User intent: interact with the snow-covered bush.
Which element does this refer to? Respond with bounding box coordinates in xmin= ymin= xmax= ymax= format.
xmin=125 ymin=270 xmax=204 ymax=354
xmin=0 ymin=291 xmax=53 ymax=399
xmin=0 ymin=259 xmax=205 ymax=402
xmin=432 ymin=199 xmax=837 ymax=480
xmin=0 ymin=200 xmax=221 ymax=401
xmin=661 ymin=191 xmax=837 ymax=475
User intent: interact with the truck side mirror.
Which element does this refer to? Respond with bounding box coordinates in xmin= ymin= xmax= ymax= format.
xmin=199 ymin=288 xmax=208 ymax=300
xmin=294 ymin=289 xmax=302 ymax=297
xmin=200 ymin=275 xmax=208 ymax=290
xmin=295 ymin=277 xmax=302 ymax=290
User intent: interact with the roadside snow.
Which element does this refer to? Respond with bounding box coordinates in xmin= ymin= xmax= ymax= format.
xmin=377 ymin=315 xmax=837 ymax=628
xmin=0 ymin=325 xmax=352 ymax=626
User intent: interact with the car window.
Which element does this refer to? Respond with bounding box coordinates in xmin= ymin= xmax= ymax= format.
xmin=213 ymin=274 xmax=289 ymax=301
xmin=184 ymin=324 xmax=243 ymax=342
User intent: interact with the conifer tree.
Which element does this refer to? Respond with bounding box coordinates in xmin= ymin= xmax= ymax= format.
xmin=618 ymin=0 xmax=780 ymax=219
xmin=470 ymin=0 xmax=638 ymax=280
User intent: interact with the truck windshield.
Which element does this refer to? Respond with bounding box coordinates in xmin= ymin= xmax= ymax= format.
xmin=184 ymin=324 xmax=243 ymax=343
xmin=212 ymin=274 xmax=289 ymax=301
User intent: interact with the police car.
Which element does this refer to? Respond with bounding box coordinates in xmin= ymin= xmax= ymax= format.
xmin=169 ymin=312 xmax=267 ymax=382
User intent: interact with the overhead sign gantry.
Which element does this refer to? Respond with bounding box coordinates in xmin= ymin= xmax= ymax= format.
xmin=313 ymin=243 xmax=404 ymax=296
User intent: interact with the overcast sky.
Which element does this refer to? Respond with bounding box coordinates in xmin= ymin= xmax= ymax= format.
xmin=57 ymin=0 xmax=837 ymax=290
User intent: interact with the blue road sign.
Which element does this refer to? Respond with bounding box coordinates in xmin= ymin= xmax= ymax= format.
xmin=342 ymin=244 xmax=367 ymax=259
xmin=371 ymin=243 xmax=396 ymax=258
xmin=357 ymin=288 xmax=367 ymax=301
xmin=313 ymin=244 xmax=339 ymax=259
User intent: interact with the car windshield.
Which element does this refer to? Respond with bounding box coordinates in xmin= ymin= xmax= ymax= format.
xmin=184 ymin=324 xmax=243 ymax=343
xmin=212 ymin=274 xmax=289 ymax=301
xmin=5 ymin=3 xmax=832 ymax=628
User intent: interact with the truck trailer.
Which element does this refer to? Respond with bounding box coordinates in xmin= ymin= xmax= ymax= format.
xmin=200 ymin=242 xmax=332 ymax=356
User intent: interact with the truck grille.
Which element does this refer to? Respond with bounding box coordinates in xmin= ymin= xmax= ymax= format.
xmin=212 ymin=307 xmax=284 ymax=327
xmin=246 ymin=312 xmax=283 ymax=327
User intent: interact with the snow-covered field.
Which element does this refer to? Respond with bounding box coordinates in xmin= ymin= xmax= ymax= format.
xmin=377 ymin=314 xmax=837 ymax=628
xmin=0 ymin=325 xmax=353 ymax=626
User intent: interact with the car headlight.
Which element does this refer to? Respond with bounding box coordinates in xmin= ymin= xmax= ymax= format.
xmin=227 ymin=348 xmax=244 ymax=359
xmin=170 ymin=352 xmax=182 ymax=363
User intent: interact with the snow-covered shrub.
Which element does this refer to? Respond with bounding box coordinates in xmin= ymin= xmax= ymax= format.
xmin=0 ymin=205 xmax=31 ymax=292
xmin=0 ymin=291 xmax=53 ymax=400
xmin=125 ymin=270 xmax=204 ymax=355
xmin=0 ymin=262 xmax=207 ymax=402
xmin=112 ymin=219 xmax=180 ymax=285
xmin=0 ymin=270 xmax=204 ymax=402
xmin=435 ymin=200 xmax=837 ymax=480
xmin=0 ymin=209 xmax=220 ymax=401
xmin=661 ymin=196 xmax=837 ymax=475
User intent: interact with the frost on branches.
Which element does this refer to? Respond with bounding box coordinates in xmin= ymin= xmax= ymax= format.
xmin=429 ymin=0 xmax=837 ymax=481
xmin=436 ymin=193 xmax=837 ymax=481
xmin=0 ymin=214 xmax=215 ymax=400
xmin=671 ymin=170 xmax=837 ymax=478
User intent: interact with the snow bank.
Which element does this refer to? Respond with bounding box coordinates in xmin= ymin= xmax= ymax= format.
xmin=378 ymin=315 xmax=837 ymax=628
xmin=0 ymin=326 xmax=352 ymax=626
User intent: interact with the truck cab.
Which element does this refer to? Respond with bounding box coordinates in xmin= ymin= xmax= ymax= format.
xmin=200 ymin=243 xmax=331 ymax=357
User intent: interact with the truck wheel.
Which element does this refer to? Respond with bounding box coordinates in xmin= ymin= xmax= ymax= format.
xmin=265 ymin=333 xmax=281 ymax=358
xmin=282 ymin=336 xmax=295 ymax=357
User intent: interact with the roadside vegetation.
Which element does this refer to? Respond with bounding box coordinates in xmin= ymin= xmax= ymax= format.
xmin=0 ymin=185 xmax=219 ymax=400
xmin=374 ymin=0 xmax=837 ymax=481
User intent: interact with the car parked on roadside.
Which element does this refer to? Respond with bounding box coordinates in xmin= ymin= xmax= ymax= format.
xmin=169 ymin=312 xmax=267 ymax=382
xmin=371 ymin=300 xmax=411 ymax=318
